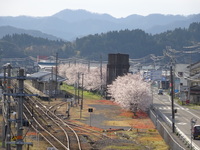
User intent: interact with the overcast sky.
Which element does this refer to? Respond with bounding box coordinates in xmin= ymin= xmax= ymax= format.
xmin=0 ymin=0 xmax=200 ymax=18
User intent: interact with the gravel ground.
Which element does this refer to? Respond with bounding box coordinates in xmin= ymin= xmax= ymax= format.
xmin=54 ymin=96 xmax=168 ymax=150
xmin=79 ymin=104 xmax=132 ymax=130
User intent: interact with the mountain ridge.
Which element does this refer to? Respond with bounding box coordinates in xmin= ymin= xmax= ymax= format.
xmin=0 ymin=9 xmax=199 ymax=40
xmin=0 ymin=25 xmax=61 ymax=40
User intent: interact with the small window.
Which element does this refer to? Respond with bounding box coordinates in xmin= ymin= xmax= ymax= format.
xmin=195 ymin=126 xmax=200 ymax=131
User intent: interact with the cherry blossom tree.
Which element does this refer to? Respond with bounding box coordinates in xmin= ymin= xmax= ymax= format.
xmin=83 ymin=66 xmax=107 ymax=91
xmin=58 ymin=63 xmax=87 ymax=85
xmin=58 ymin=63 xmax=107 ymax=92
xmin=107 ymin=73 xmax=152 ymax=114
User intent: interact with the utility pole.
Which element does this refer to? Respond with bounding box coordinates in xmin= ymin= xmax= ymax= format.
xmin=88 ymin=60 xmax=90 ymax=72
xmin=100 ymin=55 xmax=103 ymax=96
xmin=2 ymin=65 xmax=7 ymax=148
xmin=55 ymin=52 xmax=58 ymax=96
xmin=48 ymin=77 xmax=51 ymax=105
xmin=50 ymin=66 xmax=53 ymax=98
xmin=170 ymin=65 xmax=175 ymax=133
xmin=165 ymin=46 xmax=176 ymax=133
xmin=77 ymin=72 xmax=80 ymax=104
xmin=6 ymin=64 xmax=11 ymax=150
xmin=16 ymin=69 xmax=25 ymax=150
xmin=81 ymin=73 xmax=84 ymax=110
xmin=80 ymin=73 xmax=83 ymax=119
xmin=1 ymin=64 xmax=12 ymax=150
xmin=1 ymin=67 xmax=34 ymax=150
xmin=74 ymin=81 xmax=77 ymax=106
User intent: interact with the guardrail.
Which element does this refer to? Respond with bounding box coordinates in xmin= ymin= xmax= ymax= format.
xmin=150 ymin=106 xmax=200 ymax=150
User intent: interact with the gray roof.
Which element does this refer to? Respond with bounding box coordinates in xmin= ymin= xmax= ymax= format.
xmin=29 ymin=71 xmax=51 ymax=78
xmin=0 ymin=71 xmax=67 ymax=82
xmin=29 ymin=71 xmax=67 ymax=82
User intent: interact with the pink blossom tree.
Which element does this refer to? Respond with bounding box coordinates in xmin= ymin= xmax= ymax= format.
xmin=58 ymin=63 xmax=87 ymax=85
xmin=83 ymin=66 xmax=107 ymax=91
xmin=58 ymin=63 xmax=106 ymax=92
xmin=107 ymin=73 xmax=152 ymax=114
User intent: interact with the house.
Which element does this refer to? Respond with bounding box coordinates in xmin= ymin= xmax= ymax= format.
xmin=28 ymin=71 xmax=67 ymax=97
xmin=188 ymin=61 xmax=200 ymax=104
xmin=174 ymin=62 xmax=200 ymax=104
xmin=174 ymin=64 xmax=190 ymax=101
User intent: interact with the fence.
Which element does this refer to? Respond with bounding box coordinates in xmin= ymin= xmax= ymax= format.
xmin=149 ymin=106 xmax=194 ymax=150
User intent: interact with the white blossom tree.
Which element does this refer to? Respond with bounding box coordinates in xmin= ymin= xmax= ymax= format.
xmin=58 ymin=63 xmax=107 ymax=92
xmin=58 ymin=63 xmax=87 ymax=85
xmin=107 ymin=73 xmax=152 ymax=114
xmin=83 ymin=66 xmax=107 ymax=91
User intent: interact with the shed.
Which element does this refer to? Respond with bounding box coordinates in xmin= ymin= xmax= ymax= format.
xmin=29 ymin=71 xmax=67 ymax=97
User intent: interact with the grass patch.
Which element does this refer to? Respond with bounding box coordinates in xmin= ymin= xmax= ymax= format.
xmin=105 ymin=120 xmax=132 ymax=127
xmin=102 ymin=144 xmax=141 ymax=150
xmin=61 ymin=84 xmax=102 ymax=100
xmin=175 ymin=99 xmax=200 ymax=110
xmin=138 ymin=134 xmax=169 ymax=150
xmin=115 ymin=130 xmax=169 ymax=150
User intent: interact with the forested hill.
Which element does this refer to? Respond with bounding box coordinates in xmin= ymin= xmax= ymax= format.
xmin=70 ymin=22 xmax=200 ymax=60
xmin=0 ymin=22 xmax=200 ymax=61
xmin=0 ymin=34 xmax=65 ymax=58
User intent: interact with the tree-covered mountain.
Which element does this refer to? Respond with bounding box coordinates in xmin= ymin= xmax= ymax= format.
xmin=60 ymin=22 xmax=200 ymax=61
xmin=0 ymin=22 xmax=199 ymax=62
xmin=0 ymin=9 xmax=199 ymax=40
xmin=0 ymin=34 xmax=65 ymax=58
xmin=0 ymin=26 xmax=61 ymax=40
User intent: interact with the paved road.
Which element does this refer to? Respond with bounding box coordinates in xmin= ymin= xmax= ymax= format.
xmin=152 ymin=89 xmax=200 ymax=149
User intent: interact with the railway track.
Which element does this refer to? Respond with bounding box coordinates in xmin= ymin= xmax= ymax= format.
xmin=47 ymin=101 xmax=110 ymax=140
xmin=24 ymin=96 xmax=82 ymax=150
xmin=23 ymin=84 xmax=110 ymax=150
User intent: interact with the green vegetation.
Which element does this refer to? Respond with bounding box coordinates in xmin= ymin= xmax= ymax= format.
xmin=61 ymin=83 xmax=102 ymax=100
xmin=0 ymin=22 xmax=200 ymax=61
xmin=115 ymin=131 xmax=169 ymax=150
xmin=102 ymin=144 xmax=141 ymax=150
xmin=0 ymin=33 xmax=65 ymax=58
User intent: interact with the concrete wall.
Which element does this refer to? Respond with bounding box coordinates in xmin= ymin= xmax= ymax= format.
xmin=149 ymin=107 xmax=186 ymax=150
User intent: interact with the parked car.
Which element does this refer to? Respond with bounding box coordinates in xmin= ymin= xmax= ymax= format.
xmin=158 ymin=89 xmax=163 ymax=95
xmin=192 ymin=125 xmax=200 ymax=140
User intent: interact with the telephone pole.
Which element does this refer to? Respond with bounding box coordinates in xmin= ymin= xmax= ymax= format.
xmin=55 ymin=52 xmax=58 ymax=96
xmin=1 ymin=63 xmax=12 ymax=150
xmin=81 ymin=73 xmax=84 ymax=110
xmin=2 ymin=66 xmax=6 ymax=148
xmin=6 ymin=64 xmax=12 ymax=150
xmin=77 ymin=72 xmax=80 ymax=104
xmin=100 ymin=55 xmax=103 ymax=96
xmin=16 ymin=69 xmax=24 ymax=150
xmin=1 ymin=67 xmax=35 ymax=150
xmin=170 ymin=65 xmax=175 ymax=133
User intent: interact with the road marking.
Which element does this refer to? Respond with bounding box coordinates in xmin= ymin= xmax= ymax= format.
xmin=176 ymin=122 xmax=187 ymax=125
xmin=158 ymin=106 xmax=189 ymax=111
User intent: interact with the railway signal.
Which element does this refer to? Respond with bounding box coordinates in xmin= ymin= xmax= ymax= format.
xmin=88 ymin=108 xmax=93 ymax=126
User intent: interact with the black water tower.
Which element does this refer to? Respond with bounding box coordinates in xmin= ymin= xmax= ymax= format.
xmin=106 ymin=53 xmax=130 ymax=85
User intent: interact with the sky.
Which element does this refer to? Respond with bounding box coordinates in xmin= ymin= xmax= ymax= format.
xmin=0 ymin=0 xmax=200 ymax=18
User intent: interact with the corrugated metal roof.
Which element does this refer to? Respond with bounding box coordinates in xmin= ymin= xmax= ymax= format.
xmin=0 ymin=71 xmax=67 ymax=83
xmin=29 ymin=71 xmax=51 ymax=78
xmin=39 ymin=74 xmax=66 ymax=82
xmin=29 ymin=71 xmax=67 ymax=82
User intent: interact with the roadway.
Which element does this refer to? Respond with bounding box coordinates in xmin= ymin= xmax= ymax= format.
xmin=152 ymin=88 xmax=200 ymax=149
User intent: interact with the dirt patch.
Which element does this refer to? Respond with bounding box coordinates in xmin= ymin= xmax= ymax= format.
xmin=67 ymin=99 xmax=155 ymax=131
